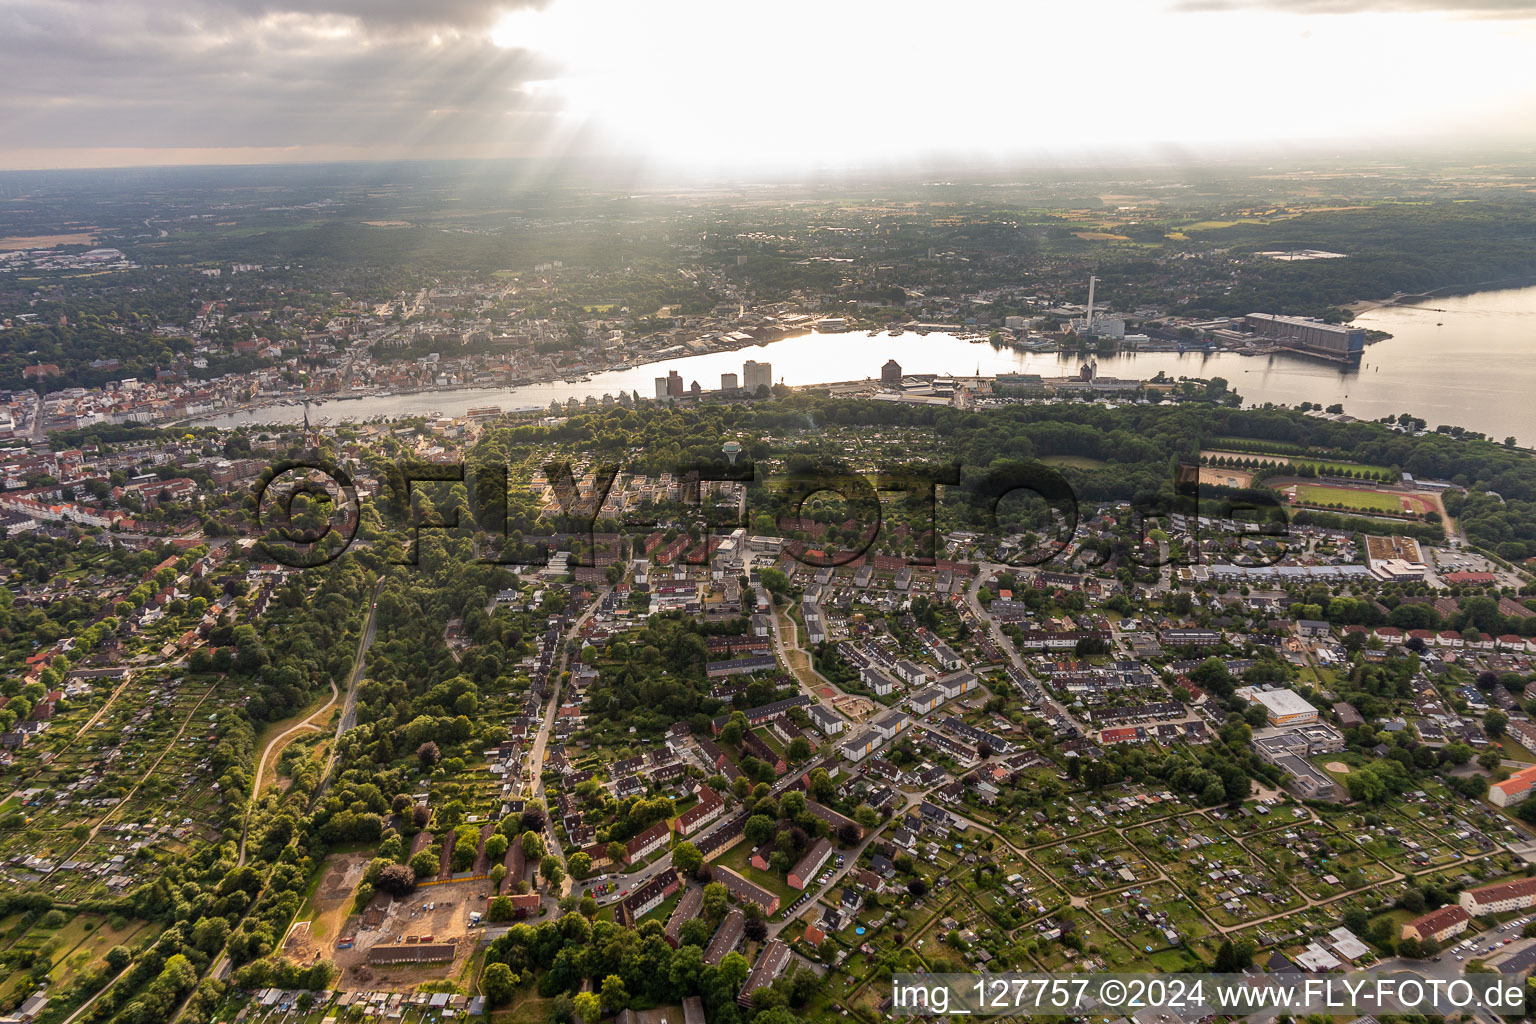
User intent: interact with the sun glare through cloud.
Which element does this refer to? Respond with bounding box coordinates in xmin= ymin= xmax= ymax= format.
xmin=485 ymin=0 xmax=1536 ymax=174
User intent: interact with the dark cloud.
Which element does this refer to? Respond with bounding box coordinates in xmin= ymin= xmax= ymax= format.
xmin=200 ymin=0 xmax=545 ymax=34
xmin=1174 ymin=0 xmax=1536 ymax=15
xmin=0 ymin=0 xmax=564 ymax=155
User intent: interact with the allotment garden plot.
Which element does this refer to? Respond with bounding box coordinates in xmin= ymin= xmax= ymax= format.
xmin=1034 ymin=833 xmax=1158 ymax=897
xmin=1244 ymin=820 xmax=1394 ymax=900
xmin=0 ymin=673 xmax=235 ymax=901
xmin=1127 ymin=818 xmax=1305 ymax=926
xmin=1087 ymin=882 xmax=1215 ymax=966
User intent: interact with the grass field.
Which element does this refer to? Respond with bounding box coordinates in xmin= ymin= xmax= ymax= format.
xmin=1501 ymin=736 xmax=1536 ymax=764
xmin=1180 ymin=220 xmax=1258 ymax=233
xmin=1293 ymin=484 xmax=1414 ymax=513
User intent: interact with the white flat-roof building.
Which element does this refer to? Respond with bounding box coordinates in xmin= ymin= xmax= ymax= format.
xmin=1238 ymin=686 xmax=1319 ymax=726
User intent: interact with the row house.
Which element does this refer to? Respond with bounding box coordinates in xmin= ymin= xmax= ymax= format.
xmin=714 ymin=865 xmax=780 ymax=915
xmin=616 ymin=867 xmax=681 ymax=928
xmin=674 ymin=786 xmax=726 ymax=837
xmin=1460 ymin=876 xmax=1536 ymax=915
xmin=709 ymin=695 xmax=810 ymax=734
xmin=624 ymin=822 xmax=671 ymax=864
xmin=788 ymin=839 xmax=834 ymax=890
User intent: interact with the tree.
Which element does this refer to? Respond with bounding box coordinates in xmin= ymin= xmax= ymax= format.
xmin=486 ymin=832 xmax=509 ymax=861
xmin=192 ymin=916 xmax=230 ymax=955
xmin=522 ymin=831 xmax=545 ymax=861
xmin=745 ymin=814 xmax=775 ymax=847
xmin=679 ymin=918 xmax=712 ymax=947
xmin=519 ymin=800 xmax=548 ymax=832
xmin=760 ymin=567 xmax=790 ymax=599
xmin=487 ymin=895 xmax=514 ymax=922
xmin=417 ymin=741 xmax=440 ymax=767
xmin=718 ymin=951 xmax=750 ymax=992
xmin=907 ymin=877 xmax=928 ymax=897
xmin=540 ymin=855 xmax=564 ymax=886
xmin=568 ymin=851 xmax=593 ymax=880
xmin=668 ymin=943 xmax=705 ymax=993
xmin=572 ymin=992 xmax=602 ymax=1022
xmin=1484 ymin=709 xmax=1508 ymax=739
xmin=1213 ymin=938 xmax=1255 ymax=972
xmin=744 ymin=915 xmax=768 ymax=942
xmin=702 ymin=881 xmax=729 ymax=920
xmin=600 ymin=975 xmax=629 ymax=1014
xmin=409 ymin=851 xmax=439 ymax=879
xmin=1442 ymin=742 xmax=1474 ymax=766
xmin=606 ymin=841 xmax=625 ymax=865
xmin=481 ymin=962 xmax=516 ymax=1006
xmin=673 ymin=842 xmax=703 ymax=877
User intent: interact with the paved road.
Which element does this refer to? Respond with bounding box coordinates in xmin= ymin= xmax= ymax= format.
xmin=963 ymin=562 xmax=1088 ymax=734
xmin=526 ymin=587 xmax=609 ymax=906
xmin=1372 ymin=918 xmax=1528 ymax=1024
xmin=319 ymin=580 xmax=387 ymax=779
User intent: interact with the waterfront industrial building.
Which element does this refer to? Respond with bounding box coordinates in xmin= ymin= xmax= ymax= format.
xmin=1244 ymin=313 xmax=1365 ymax=364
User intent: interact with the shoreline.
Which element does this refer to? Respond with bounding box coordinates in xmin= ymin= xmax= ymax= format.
xmin=177 ymin=277 xmax=1536 ymax=437
xmin=1345 ymin=274 xmax=1536 ymax=316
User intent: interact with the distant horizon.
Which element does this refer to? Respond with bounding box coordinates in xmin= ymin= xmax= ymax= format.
xmin=2 ymin=138 xmax=1535 ymax=179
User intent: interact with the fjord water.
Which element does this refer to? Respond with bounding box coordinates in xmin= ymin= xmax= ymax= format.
xmin=202 ymin=283 xmax=1536 ymax=443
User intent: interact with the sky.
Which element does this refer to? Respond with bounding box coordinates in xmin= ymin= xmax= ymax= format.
xmin=2 ymin=0 xmax=1535 ymax=172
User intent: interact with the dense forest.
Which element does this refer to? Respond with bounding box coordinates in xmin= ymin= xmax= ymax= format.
xmin=463 ymin=396 xmax=1536 ymax=560
xmin=1187 ymin=202 xmax=1536 ymax=317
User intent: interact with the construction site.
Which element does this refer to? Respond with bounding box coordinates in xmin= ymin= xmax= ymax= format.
xmin=284 ymin=864 xmax=496 ymax=990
